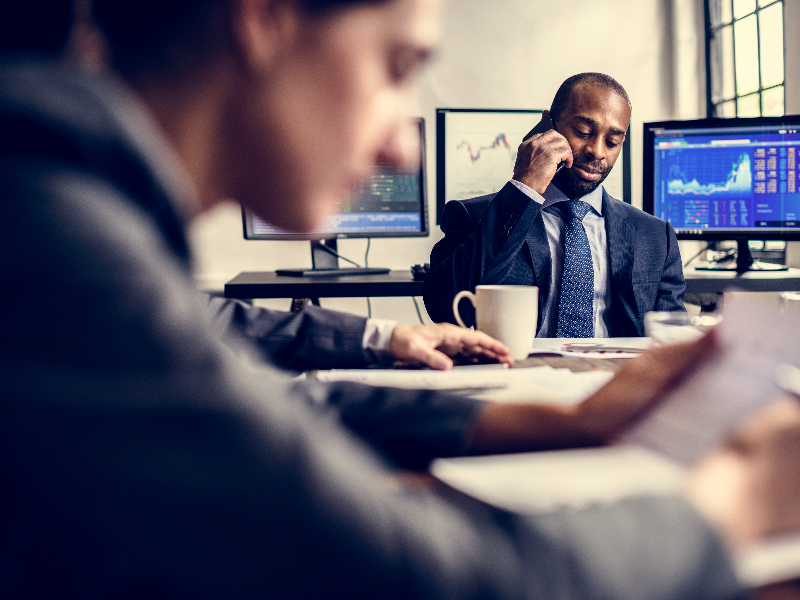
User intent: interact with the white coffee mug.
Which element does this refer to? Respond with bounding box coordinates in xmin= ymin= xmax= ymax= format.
xmin=452 ymin=285 xmax=539 ymax=360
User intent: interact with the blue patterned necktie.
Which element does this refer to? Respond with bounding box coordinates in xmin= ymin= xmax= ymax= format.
xmin=556 ymin=200 xmax=594 ymax=337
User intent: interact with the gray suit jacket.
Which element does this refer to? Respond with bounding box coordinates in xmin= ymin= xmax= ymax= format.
xmin=424 ymin=183 xmax=686 ymax=336
xmin=0 ymin=59 xmax=744 ymax=599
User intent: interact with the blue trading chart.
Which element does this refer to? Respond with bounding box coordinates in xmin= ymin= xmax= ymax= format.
xmin=652 ymin=125 xmax=800 ymax=233
xmin=253 ymin=166 xmax=424 ymax=235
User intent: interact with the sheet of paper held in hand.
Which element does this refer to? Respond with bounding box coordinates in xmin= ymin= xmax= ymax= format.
xmin=619 ymin=295 xmax=800 ymax=465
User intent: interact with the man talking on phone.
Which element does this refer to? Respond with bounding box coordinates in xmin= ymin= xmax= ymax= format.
xmin=423 ymin=73 xmax=685 ymax=338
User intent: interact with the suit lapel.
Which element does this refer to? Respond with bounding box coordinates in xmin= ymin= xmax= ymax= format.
xmin=525 ymin=214 xmax=550 ymax=288
xmin=604 ymin=191 xmax=638 ymax=333
xmin=604 ymin=192 xmax=633 ymax=282
xmin=524 ymin=210 xmax=550 ymax=332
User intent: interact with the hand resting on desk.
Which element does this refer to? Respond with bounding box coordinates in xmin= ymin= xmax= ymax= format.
xmin=389 ymin=322 xmax=514 ymax=370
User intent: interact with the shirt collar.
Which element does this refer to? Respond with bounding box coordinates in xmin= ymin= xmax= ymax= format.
xmin=541 ymin=181 xmax=604 ymax=216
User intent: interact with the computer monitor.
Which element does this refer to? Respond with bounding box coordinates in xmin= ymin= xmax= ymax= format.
xmin=435 ymin=107 xmax=632 ymax=223
xmin=643 ymin=116 xmax=800 ymax=271
xmin=242 ymin=117 xmax=428 ymax=276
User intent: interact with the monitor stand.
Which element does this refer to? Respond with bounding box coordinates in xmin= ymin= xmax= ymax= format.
xmin=694 ymin=240 xmax=788 ymax=273
xmin=275 ymin=239 xmax=390 ymax=277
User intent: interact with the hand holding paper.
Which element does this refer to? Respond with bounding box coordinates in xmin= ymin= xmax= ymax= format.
xmin=620 ymin=297 xmax=800 ymax=465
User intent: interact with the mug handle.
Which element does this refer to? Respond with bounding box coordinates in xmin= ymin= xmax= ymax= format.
xmin=452 ymin=290 xmax=476 ymax=329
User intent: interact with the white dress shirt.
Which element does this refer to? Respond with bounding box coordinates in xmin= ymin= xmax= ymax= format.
xmin=362 ymin=318 xmax=397 ymax=364
xmin=511 ymin=180 xmax=611 ymax=337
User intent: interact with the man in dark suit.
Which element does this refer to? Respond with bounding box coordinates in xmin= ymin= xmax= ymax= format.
xmin=424 ymin=74 xmax=685 ymax=337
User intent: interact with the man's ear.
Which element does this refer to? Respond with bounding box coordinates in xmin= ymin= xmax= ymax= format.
xmin=229 ymin=0 xmax=299 ymax=72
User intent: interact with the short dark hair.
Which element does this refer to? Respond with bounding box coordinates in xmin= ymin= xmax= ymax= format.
xmin=303 ymin=0 xmax=392 ymax=8
xmin=0 ymin=0 xmax=74 ymax=55
xmin=92 ymin=0 xmax=393 ymax=83
xmin=91 ymin=0 xmax=224 ymax=82
xmin=549 ymin=73 xmax=631 ymax=125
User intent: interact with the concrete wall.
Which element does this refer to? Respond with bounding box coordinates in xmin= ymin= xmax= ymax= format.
xmin=188 ymin=0 xmax=708 ymax=322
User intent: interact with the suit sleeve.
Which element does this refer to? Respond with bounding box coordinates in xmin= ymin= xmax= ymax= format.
xmin=204 ymin=295 xmax=370 ymax=371
xmin=423 ymin=182 xmax=541 ymax=325
xmin=202 ymin=297 xmax=484 ymax=465
xmin=654 ymin=221 xmax=687 ymax=312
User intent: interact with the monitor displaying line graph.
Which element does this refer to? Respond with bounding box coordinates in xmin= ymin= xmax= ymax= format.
xmin=445 ymin=110 xmax=538 ymax=202
xmin=645 ymin=119 xmax=800 ymax=234
xmin=436 ymin=108 xmax=631 ymax=223
xmin=666 ymin=151 xmax=752 ymax=198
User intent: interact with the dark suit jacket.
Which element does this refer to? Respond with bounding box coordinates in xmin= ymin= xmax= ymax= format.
xmin=424 ymin=182 xmax=686 ymax=336
xmin=0 ymin=59 xmax=742 ymax=599
xmin=205 ymin=295 xmax=372 ymax=371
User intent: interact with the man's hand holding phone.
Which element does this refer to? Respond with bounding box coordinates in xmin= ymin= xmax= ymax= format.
xmin=513 ymin=110 xmax=573 ymax=195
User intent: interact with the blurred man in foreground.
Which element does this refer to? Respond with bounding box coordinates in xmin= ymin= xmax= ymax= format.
xmin=1 ymin=0 xmax=799 ymax=597
xmin=2 ymin=0 xmax=516 ymax=374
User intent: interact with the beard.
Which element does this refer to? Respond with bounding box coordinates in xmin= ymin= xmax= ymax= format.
xmin=554 ymin=157 xmax=613 ymax=198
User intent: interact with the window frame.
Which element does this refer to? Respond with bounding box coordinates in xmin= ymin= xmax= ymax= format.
xmin=704 ymin=0 xmax=785 ymax=118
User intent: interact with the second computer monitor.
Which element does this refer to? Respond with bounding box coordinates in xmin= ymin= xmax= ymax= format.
xmin=243 ymin=117 xmax=428 ymax=242
xmin=435 ymin=107 xmax=631 ymax=223
xmin=643 ymin=116 xmax=800 ymax=241
xmin=241 ymin=117 xmax=428 ymax=276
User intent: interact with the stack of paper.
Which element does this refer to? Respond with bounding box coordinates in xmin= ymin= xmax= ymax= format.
xmin=316 ymin=364 xmax=614 ymax=406
xmin=431 ymin=446 xmax=684 ymax=515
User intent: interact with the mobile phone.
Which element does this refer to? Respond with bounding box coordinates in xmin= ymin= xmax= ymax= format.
xmin=522 ymin=114 xmax=565 ymax=173
xmin=522 ymin=114 xmax=555 ymax=142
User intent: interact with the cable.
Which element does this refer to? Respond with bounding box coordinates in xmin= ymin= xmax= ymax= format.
xmin=365 ymin=240 xmax=372 ymax=317
xmin=708 ymin=248 xmax=736 ymax=265
xmin=682 ymin=244 xmax=709 ymax=268
xmin=316 ymin=242 xmax=362 ymax=268
xmin=412 ymin=297 xmax=425 ymax=324
xmin=318 ymin=239 xmax=377 ymax=316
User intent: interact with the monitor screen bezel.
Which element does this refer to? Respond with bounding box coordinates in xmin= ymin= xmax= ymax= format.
xmin=241 ymin=117 xmax=429 ymax=241
xmin=435 ymin=107 xmax=632 ymax=224
xmin=642 ymin=115 xmax=800 ymax=242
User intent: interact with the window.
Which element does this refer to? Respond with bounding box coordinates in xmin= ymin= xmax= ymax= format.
xmin=706 ymin=0 xmax=785 ymax=117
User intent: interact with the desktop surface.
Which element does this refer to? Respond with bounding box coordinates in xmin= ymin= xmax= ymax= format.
xmin=225 ymin=268 xmax=800 ymax=301
xmin=224 ymin=270 xmax=424 ymax=300
xmin=684 ymin=266 xmax=800 ymax=293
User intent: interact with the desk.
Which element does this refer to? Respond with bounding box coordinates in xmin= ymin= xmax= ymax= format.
xmin=684 ymin=267 xmax=800 ymax=310
xmin=316 ymin=339 xmax=628 ymax=396
xmin=684 ymin=266 xmax=800 ymax=294
xmin=512 ymin=337 xmax=644 ymax=372
xmin=515 ymin=354 xmax=624 ymax=372
xmin=224 ymin=268 xmax=800 ymax=312
xmin=225 ymin=270 xmax=423 ymax=309
xmin=227 ymin=268 xmax=800 ymax=297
